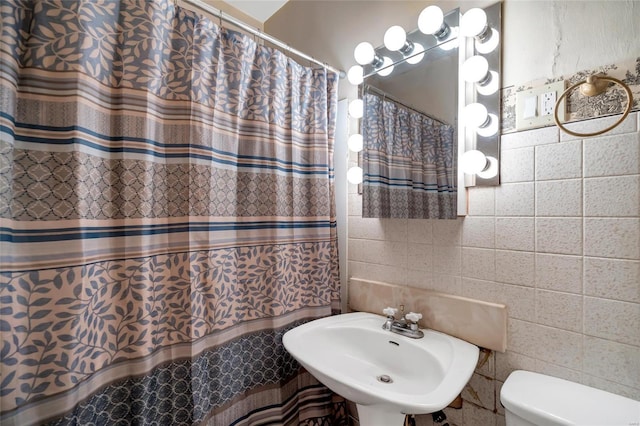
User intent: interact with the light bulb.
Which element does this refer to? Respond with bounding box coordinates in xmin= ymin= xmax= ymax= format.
xmin=348 ymin=99 xmax=363 ymax=118
xmin=347 ymin=134 xmax=363 ymax=152
xmin=476 ymin=28 xmax=499 ymax=54
xmin=477 ymin=71 xmax=500 ymax=96
xmin=439 ymin=36 xmax=459 ymax=51
xmin=384 ymin=25 xmax=406 ymax=51
xmin=406 ymin=42 xmax=424 ymax=65
xmin=461 ymin=8 xmax=488 ymax=38
xmin=347 ymin=65 xmax=364 ymax=85
xmin=354 ymin=42 xmax=375 ymax=65
xmin=476 ymin=113 xmax=499 ymax=137
xmin=477 ymin=156 xmax=498 ymax=179
xmin=418 ymin=5 xmax=444 ymax=35
xmin=461 ymin=150 xmax=488 ymax=175
xmin=376 ymin=57 xmax=394 ymax=77
xmin=463 ymin=103 xmax=489 ymax=129
xmin=347 ymin=166 xmax=363 ymax=184
xmin=462 ymin=55 xmax=489 ymax=83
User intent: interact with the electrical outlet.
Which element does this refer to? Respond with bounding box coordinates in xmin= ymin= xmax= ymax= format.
xmin=541 ymin=91 xmax=556 ymax=116
xmin=515 ymin=80 xmax=566 ymax=131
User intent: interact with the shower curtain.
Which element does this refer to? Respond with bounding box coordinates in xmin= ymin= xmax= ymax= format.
xmin=361 ymin=89 xmax=457 ymax=219
xmin=0 ymin=1 xmax=343 ymax=425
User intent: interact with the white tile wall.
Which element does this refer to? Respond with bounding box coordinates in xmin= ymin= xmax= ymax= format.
xmin=496 ymin=250 xmax=535 ymax=286
xmin=496 ymin=183 xmax=535 ymax=216
xmin=347 ymin=112 xmax=640 ymax=407
xmin=584 ymin=133 xmax=640 ymax=177
xmin=584 ymin=175 xmax=640 ymax=217
xmin=496 ymin=217 xmax=535 ymax=251
xmin=583 ymin=257 xmax=640 ymax=303
xmin=536 ymin=218 xmax=583 ymax=255
xmin=536 ymin=179 xmax=582 ymax=216
xmin=535 ymin=253 xmax=583 ymax=293
xmin=535 ymin=140 xmax=582 ymax=180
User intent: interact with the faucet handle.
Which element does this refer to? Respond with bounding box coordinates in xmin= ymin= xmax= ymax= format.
xmin=405 ymin=312 xmax=422 ymax=323
xmin=382 ymin=307 xmax=398 ymax=318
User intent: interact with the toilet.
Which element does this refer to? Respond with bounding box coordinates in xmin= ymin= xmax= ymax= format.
xmin=501 ymin=370 xmax=640 ymax=425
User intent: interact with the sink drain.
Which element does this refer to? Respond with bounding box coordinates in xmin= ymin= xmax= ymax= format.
xmin=377 ymin=374 xmax=393 ymax=384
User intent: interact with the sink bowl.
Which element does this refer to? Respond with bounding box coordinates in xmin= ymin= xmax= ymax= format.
xmin=283 ymin=312 xmax=479 ymax=425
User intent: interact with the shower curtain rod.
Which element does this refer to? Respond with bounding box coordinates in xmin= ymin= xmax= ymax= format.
xmin=180 ymin=0 xmax=345 ymax=78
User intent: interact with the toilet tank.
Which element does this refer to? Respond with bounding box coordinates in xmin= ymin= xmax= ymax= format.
xmin=501 ymin=370 xmax=640 ymax=426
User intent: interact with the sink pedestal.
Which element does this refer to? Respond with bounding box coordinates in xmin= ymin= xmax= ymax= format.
xmin=356 ymin=404 xmax=406 ymax=426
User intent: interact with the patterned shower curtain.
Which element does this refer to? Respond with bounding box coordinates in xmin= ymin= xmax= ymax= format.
xmin=0 ymin=1 xmax=343 ymax=425
xmin=362 ymin=89 xmax=457 ymax=219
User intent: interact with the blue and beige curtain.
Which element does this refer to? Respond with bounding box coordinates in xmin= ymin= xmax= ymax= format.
xmin=0 ymin=1 xmax=343 ymax=425
xmin=362 ymin=89 xmax=456 ymax=219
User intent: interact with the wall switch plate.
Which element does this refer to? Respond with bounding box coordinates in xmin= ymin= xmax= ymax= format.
xmin=515 ymin=80 xmax=565 ymax=131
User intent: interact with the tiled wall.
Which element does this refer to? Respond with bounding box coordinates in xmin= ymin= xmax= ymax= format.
xmin=347 ymin=112 xmax=640 ymax=426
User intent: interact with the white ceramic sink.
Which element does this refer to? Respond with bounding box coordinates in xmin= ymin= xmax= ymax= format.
xmin=283 ymin=312 xmax=479 ymax=426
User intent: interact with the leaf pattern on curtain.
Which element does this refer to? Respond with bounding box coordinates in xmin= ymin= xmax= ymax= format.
xmin=0 ymin=0 xmax=342 ymax=425
xmin=361 ymin=90 xmax=457 ymax=219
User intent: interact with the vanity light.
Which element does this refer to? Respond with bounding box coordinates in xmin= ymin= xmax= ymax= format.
xmin=462 ymin=55 xmax=490 ymax=85
xmin=460 ymin=8 xmax=489 ymax=40
xmin=347 ymin=166 xmax=363 ymax=184
xmin=464 ymin=103 xmax=499 ymax=137
xmin=384 ymin=25 xmax=409 ymax=52
xmin=347 ymin=65 xmax=364 ymax=85
xmin=476 ymin=71 xmax=500 ymax=96
xmin=475 ymin=28 xmax=500 ymax=54
xmin=418 ymin=5 xmax=450 ymax=41
xmin=376 ymin=57 xmax=394 ymax=77
xmin=348 ymin=99 xmax=364 ymax=118
xmin=476 ymin=113 xmax=499 ymax=137
xmin=405 ymin=42 xmax=424 ymax=65
xmin=460 ymin=150 xmax=497 ymax=178
xmin=477 ymin=155 xmax=498 ymax=178
xmin=354 ymin=42 xmax=375 ymax=65
xmin=463 ymin=103 xmax=489 ymax=129
xmin=347 ymin=134 xmax=363 ymax=152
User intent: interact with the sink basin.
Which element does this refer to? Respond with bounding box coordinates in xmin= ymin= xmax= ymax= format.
xmin=283 ymin=312 xmax=479 ymax=426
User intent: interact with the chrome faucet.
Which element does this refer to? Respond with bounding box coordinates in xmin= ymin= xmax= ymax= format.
xmin=381 ymin=306 xmax=424 ymax=339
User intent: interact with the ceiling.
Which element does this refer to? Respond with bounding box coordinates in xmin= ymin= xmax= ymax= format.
xmin=223 ymin=0 xmax=289 ymax=23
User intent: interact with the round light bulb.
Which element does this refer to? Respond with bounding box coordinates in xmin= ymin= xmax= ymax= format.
xmin=418 ymin=5 xmax=444 ymax=35
xmin=462 ymin=55 xmax=489 ymax=83
xmin=406 ymin=42 xmax=424 ymax=65
xmin=354 ymin=42 xmax=375 ymax=65
xmin=347 ymin=134 xmax=363 ymax=152
xmin=476 ymin=113 xmax=499 ymax=137
xmin=376 ymin=57 xmax=394 ymax=77
xmin=347 ymin=166 xmax=363 ymax=184
xmin=476 ymin=71 xmax=499 ymax=96
xmin=347 ymin=65 xmax=364 ymax=85
xmin=348 ymin=99 xmax=363 ymax=118
xmin=477 ymin=156 xmax=498 ymax=179
xmin=384 ymin=25 xmax=406 ymax=51
xmin=461 ymin=150 xmax=488 ymax=174
xmin=463 ymin=103 xmax=489 ymax=129
xmin=476 ymin=28 xmax=500 ymax=54
xmin=461 ymin=8 xmax=488 ymax=38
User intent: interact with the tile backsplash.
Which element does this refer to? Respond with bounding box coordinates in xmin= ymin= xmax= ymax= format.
xmin=347 ymin=112 xmax=640 ymax=425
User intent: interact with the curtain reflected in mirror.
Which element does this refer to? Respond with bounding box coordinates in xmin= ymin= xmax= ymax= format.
xmin=361 ymin=86 xmax=457 ymax=219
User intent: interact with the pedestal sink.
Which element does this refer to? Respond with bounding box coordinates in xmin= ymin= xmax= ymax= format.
xmin=282 ymin=312 xmax=479 ymax=426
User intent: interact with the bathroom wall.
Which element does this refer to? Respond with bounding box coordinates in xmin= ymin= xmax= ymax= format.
xmin=265 ymin=1 xmax=640 ymax=425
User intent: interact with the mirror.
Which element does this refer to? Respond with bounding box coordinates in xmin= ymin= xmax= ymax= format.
xmin=349 ymin=2 xmax=502 ymax=215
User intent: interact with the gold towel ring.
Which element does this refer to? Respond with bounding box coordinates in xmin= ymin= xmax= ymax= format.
xmin=554 ymin=75 xmax=633 ymax=138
